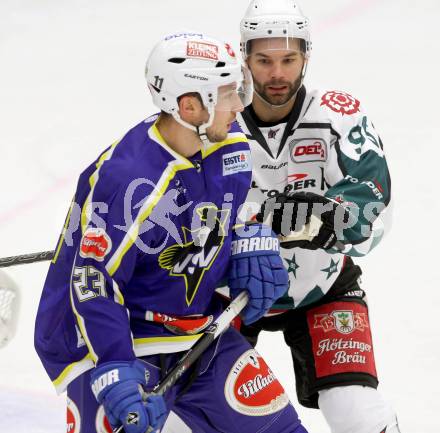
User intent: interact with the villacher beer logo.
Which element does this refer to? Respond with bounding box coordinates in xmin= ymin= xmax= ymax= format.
xmin=225 ymin=349 xmax=289 ymax=416
xmin=67 ymin=397 xmax=81 ymax=433
xmin=95 ymin=405 xmax=113 ymax=433
xmin=79 ymin=227 xmax=112 ymax=261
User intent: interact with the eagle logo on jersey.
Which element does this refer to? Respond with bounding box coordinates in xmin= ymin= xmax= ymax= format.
xmin=158 ymin=206 xmax=230 ymax=306
xmin=320 ymin=91 xmax=360 ymax=116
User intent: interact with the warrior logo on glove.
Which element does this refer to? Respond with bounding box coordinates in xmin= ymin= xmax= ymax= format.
xmin=228 ymin=223 xmax=289 ymax=324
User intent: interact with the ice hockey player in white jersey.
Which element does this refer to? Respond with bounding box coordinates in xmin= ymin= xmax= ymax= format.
xmin=234 ymin=1 xmax=401 ymax=432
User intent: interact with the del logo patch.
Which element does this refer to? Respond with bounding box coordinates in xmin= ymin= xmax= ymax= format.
xmin=95 ymin=405 xmax=113 ymax=433
xmin=223 ymin=150 xmax=251 ymax=176
xmin=225 ymin=349 xmax=289 ymax=416
xmin=289 ymin=138 xmax=327 ymax=163
xmin=79 ymin=227 xmax=112 ymax=261
xmin=67 ymin=397 xmax=81 ymax=433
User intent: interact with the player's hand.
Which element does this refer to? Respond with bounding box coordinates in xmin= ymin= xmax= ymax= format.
xmin=228 ymin=223 xmax=288 ymax=324
xmin=90 ymin=360 xmax=167 ymax=433
xmin=257 ymin=191 xmax=351 ymax=250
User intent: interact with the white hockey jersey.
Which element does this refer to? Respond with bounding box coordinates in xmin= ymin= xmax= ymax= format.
xmin=236 ymin=87 xmax=392 ymax=309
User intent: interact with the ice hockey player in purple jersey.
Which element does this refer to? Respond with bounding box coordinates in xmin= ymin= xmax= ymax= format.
xmin=233 ymin=1 xmax=401 ymax=432
xmin=34 ymin=32 xmax=310 ymax=433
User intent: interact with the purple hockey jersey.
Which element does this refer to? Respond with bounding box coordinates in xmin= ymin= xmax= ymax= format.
xmin=34 ymin=114 xmax=251 ymax=393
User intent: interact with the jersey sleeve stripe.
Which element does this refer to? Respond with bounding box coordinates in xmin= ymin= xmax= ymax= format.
xmin=51 ymin=334 xmax=202 ymax=392
xmin=133 ymin=334 xmax=202 ymax=357
xmin=52 ymin=353 xmax=94 ymax=394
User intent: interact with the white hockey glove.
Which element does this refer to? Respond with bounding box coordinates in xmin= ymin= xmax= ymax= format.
xmin=257 ymin=191 xmax=352 ymax=250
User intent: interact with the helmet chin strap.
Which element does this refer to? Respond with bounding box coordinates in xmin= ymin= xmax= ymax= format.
xmin=172 ymin=109 xmax=216 ymax=150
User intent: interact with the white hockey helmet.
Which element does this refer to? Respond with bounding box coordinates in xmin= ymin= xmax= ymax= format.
xmin=145 ymin=32 xmax=253 ymax=140
xmin=240 ymin=0 xmax=311 ymax=59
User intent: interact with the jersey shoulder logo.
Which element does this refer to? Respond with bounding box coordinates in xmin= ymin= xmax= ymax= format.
xmin=158 ymin=206 xmax=230 ymax=306
xmin=320 ymin=90 xmax=360 ymax=116
xmin=79 ymin=227 xmax=112 ymax=261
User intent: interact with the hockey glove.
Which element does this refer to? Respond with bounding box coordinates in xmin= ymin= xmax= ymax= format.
xmin=257 ymin=191 xmax=352 ymax=250
xmin=228 ymin=223 xmax=289 ymax=325
xmin=90 ymin=360 xmax=167 ymax=433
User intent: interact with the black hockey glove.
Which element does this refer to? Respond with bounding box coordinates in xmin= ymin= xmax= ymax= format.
xmin=256 ymin=191 xmax=351 ymax=250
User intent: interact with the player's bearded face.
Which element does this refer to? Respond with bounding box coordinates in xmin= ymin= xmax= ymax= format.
xmin=254 ymin=75 xmax=302 ymax=106
xmin=247 ymin=38 xmax=306 ymax=106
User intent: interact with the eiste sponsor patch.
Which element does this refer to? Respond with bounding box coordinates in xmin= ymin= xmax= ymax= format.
xmin=95 ymin=405 xmax=113 ymax=433
xmin=67 ymin=397 xmax=80 ymax=433
xmin=187 ymin=41 xmax=219 ymax=60
xmin=79 ymin=227 xmax=112 ymax=261
xmin=289 ymin=138 xmax=327 ymax=163
xmin=223 ymin=150 xmax=251 ymax=176
xmin=225 ymin=349 xmax=289 ymax=416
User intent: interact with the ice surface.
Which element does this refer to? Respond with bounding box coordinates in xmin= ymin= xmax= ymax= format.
xmin=1 ymin=0 xmax=439 ymax=431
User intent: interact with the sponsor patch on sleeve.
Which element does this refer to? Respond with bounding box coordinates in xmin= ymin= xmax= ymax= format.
xmin=79 ymin=227 xmax=112 ymax=261
xmin=222 ymin=150 xmax=252 ymax=176
xmin=320 ymin=91 xmax=360 ymax=116
xmin=224 ymin=349 xmax=289 ymax=416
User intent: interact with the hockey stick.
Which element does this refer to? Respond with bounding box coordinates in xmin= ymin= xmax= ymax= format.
xmin=0 ymin=250 xmax=55 ymax=268
xmin=0 ymin=217 xmax=326 ymax=269
xmin=114 ymin=291 xmax=249 ymax=433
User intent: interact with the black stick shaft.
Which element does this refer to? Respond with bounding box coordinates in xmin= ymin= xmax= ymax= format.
xmin=0 ymin=250 xmax=55 ymax=268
